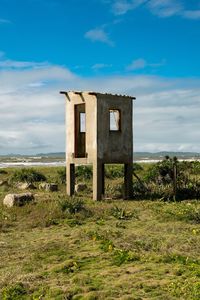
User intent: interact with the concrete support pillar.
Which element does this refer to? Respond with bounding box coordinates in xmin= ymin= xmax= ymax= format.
xmin=102 ymin=163 xmax=105 ymax=196
xmin=93 ymin=161 xmax=104 ymax=200
xmin=66 ymin=163 xmax=75 ymax=196
xmin=124 ymin=163 xmax=133 ymax=199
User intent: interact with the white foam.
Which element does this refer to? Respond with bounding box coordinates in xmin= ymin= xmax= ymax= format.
xmin=0 ymin=161 xmax=66 ymax=168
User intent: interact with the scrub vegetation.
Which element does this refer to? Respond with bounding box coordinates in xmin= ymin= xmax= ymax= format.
xmin=0 ymin=161 xmax=200 ymax=299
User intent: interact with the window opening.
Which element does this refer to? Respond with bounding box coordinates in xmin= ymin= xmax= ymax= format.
xmin=109 ymin=109 xmax=120 ymax=131
xmin=74 ymin=103 xmax=86 ymax=158
xmin=80 ymin=112 xmax=86 ymax=133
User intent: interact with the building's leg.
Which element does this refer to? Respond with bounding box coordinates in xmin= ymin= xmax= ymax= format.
xmin=66 ymin=163 xmax=75 ymax=196
xmin=124 ymin=163 xmax=133 ymax=199
xmin=102 ymin=164 xmax=105 ymax=196
xmin=93 ymin=161 xmax=103 ymax=201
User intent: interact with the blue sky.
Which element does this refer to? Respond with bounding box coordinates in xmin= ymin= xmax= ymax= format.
xmin=0 ymin=0 xmax=200 ymax=154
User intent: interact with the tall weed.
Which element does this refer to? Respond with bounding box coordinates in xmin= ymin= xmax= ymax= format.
xmin=11 ymin=168 xmax=46 ymax=183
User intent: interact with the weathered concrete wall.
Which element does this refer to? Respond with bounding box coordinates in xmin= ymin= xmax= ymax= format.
xmin=97 ymin=94 xmax=133 ymax=163
xmin=65 ymin=92 xmax=97 ymax=164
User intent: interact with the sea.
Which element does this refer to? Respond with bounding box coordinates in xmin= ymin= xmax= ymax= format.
xmin=0 ymin=152 xmax=200 ymax=168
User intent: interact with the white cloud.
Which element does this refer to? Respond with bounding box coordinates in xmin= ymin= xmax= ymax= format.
xmin=0 ymin=56 xmax=200 ymax=154
xmin=134 ymin=86 xmax=200 ymax=151
xmin=92 ymin=63 xmax=112 ymax=70
xmin=183 ymin=10 xmax=200 ymax=20
xmin=0 ymin=58 xmax=77 ymax=154
xmin=112 ymin=0 xmax=146 ymax=15
xmin=0 ymin=59 xmax=48 ymax=69
xmin=28 ymin=82 xmax=46 ymax=88
xmin=127 ymin=58 xmax=165 ymax=70
xmin=112 ymin=0 xmax=133 ymax=15
xmin=85 ymin=28 xmax=114 ymax=46
xmin=127 ymin=58 xmax=147 ymax=70
xmin=147 ymin=0 xmax=183 ymax=17
xmin=0 ymin=65 xmax=75 ymax=94
xmin=109 ymin=0 xmax=200 ymax=20
xmin=110 ymin=0 xmax=182 ymax=16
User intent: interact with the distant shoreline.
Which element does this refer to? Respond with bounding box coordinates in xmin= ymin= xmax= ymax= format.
xmin=0 ymin=151 xmax=200 ymax=168
xmin=1 ymin=158 xmax=200 ymax=168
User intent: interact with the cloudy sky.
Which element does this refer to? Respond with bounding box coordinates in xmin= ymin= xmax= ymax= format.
xmin=0 ymin=0 xmax=200 ymax=154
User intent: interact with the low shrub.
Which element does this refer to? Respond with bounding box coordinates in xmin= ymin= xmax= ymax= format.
xmin=167 ymin=280 xmax=200 ymax=299
xmin=0 ymin=169 xmax=7 ymax=174
xmin=160 ymin=253 xmax=199 ymax=265
xmin=177 ymin=180 xmax=200 ymax=200
xmin=105 ymin=165 xmax=124 ymax=179
xmin=58 ymin=197 xmax=85 ymax=214
xmin=133 ymin=163 xmax=143 ymax=172
xmin=1 ymin=282 xmax=27 ymax=300
xmin=162 ymin=203 xmax=200 ymax=224
xmin=112 ymin=249 xmax=140 ymax=266
xmin=11 ymin=168 xmax=46 ymax=183
xmin=100 ymin=238 xmax=114 ymax=252
xmin=76 ymin=165 xmax=92 ymax=180
xmin=132 ymin=181 xmax=149 ymax=199
xmin=110 ymin=205 xmax=138 ymax=220
xmin=57 ymin=167 xmax=66 ymax=184
xmin=106 ymin=183 xmax=123 ymax=198
xmin=54 ymin=260 xmax=80 ymax=274
xmin=144 ymin=156 xmax=176 ymax=185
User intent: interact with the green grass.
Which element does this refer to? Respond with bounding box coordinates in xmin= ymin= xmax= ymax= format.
xmin=0 ymin=166 xmax=200 ymax=299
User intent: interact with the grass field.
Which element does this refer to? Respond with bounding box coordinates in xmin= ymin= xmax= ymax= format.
xmin=0 ymin=166 xmax=200 ymax=299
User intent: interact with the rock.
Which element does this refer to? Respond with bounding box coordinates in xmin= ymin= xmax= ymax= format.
xmin=75 ymin=183 xmax=87 ymax=193
xmin=0 ymin=180 xmax=8 ymax=187
xmin=39 ymin=182 xmax=58 ymax=192
xmin=17 ymin=182 xmax=36 ymax=190
xmin=3 ymin=193 xmax=34 ymax=207
xmin=45 ymin=183 xmax=58 ymax=192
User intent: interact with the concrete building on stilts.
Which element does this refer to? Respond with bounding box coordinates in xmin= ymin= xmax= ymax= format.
xmin=60 ymin=91 xmax=135 ymax=201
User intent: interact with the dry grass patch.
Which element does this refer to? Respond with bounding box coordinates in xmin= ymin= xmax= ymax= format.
xmin=0 ymin=166 xmax=200 ymax=299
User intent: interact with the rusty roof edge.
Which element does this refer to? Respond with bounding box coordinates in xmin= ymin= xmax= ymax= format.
xmin=60 ymin=91 xmax=136 ymax=100
xmin=88 ymin=92 xmax=135 ymax=100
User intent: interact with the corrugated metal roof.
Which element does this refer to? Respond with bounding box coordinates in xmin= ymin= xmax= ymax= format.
xmin=60 ymin=90 xmax=136 ymax=100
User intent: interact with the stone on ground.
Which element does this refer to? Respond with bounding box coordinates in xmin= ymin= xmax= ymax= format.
xmin=3 ymin=193 xmax=34 ymax=207
xmin=75 ymin=183 xmax=87 ymax=193
xmin=17 ymin=182 xmax=36 ymax=190
xmin=39 ymin=182 xmax=58 ymax=192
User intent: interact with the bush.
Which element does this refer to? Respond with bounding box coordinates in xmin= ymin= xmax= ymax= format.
xmin=132 ymin=181 xmax=149 ymax=199
xmin=112 ymin=249 xmax=140 ymax=266
xmin=57 ymin=167 xmax=66 ymax=184
xmin=1 ymin=282 xmax=27 ymax=300
xmin=57 ymin=166 xmax=93 ymax=183
xmin=75 ymin=165 xmax=92 ymax=180
xmin=0 ymin=169 xmax=7 ymax=174
xmin=162 ymin=203 xmax=200 ymax=224
xmin=105 ymin=165 xmax=124 ymax=179
xmin=177 ymin=183 xmax=200 ymax=200
xmin=133 ymin=163 xmax=143 ymax=172
xmin=143 ymin=157 xmax=200 ymax=201
xmin=145 ymin=156 xmax=176 ymax=184
xmin=11 ymin=168 xmax=46 ymax=183
xmin=110 ymin=205 xmax=138 ymax=220
xmin=58 ymin=197 xmax=85 ymax=214
xmin=106 ymin=183 xmax=123 ymax=198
